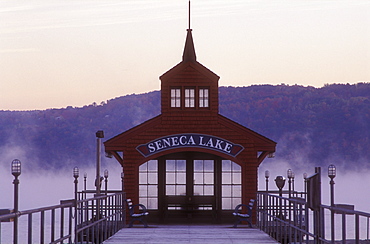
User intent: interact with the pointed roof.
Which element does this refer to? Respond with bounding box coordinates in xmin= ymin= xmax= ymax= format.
xmin=182 ymin=29 xmax=196 ymax=63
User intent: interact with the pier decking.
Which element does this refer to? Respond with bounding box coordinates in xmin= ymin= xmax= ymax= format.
xmin=102 ymin=225 xmax=278 ymax=243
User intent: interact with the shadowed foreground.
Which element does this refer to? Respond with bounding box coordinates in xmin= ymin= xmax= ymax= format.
xmin=102 ymin=225 xmax=278 ymax=243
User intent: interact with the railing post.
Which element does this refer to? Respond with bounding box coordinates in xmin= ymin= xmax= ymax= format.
xmin=28 ymin=213 xmax=32 ymax=244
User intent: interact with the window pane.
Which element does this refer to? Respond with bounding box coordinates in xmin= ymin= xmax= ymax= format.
xmin=148 ymin=198 xmax=158 ymax=209
xmin=176 ymin=185 xmax=186 ymax=195
xmin=222 ymin=172 xmax=231 ymax=184
xmin=139 ymin=198 xmax=148 ymax=207
xmin=232 ymin=198 xmax=241 ymax=208
xmin=148 ymin=185 xmax=157 ymax=197
xmin=166 ymin=185 xmax=175 ymax=195
xmin=204 ymin=173 xmax=214 ymax=184
xmin=194 ymin=160 xmax=203 ymax=172
xmin=222 ymin=160 xmax=231 ymax=171
xmin=222 ymin=198 xmax=232 ymax=210
xmin=204 ymin=99 xmax=209 ymax=107
xmin=148 ymin=160 xmax=158 ymax=171
xmin=166 ymin=173 xmax=175 ymax=184
xmin=194 ymin=185 xmax=203 ymax=195
xmin=177 ymin=172 xmax=186 ymax=184
xmin=148 ymin=173 xmax=157 ymax=184
xmin=177 ymin=160 xmax=186 ymax=172
xmin=166 ymin=160 xmax=175 ymax=171
xmin=139 ymin=185 xmax=147 ymax=197
xmin=190 ymin=98 xmax=194 ymax=107
xmin=139 ymin=173 xmax=147 ymax=184
xmin=204 ymin=160 xmax=213 ymax=172
xmin=139 ymin=163 xmax=147 ymax=172
xmin=233 ymin=185 xmax=242 ymax=197
xmin=232 ymin=162 xmax=241 ymax=172
xmin=222 ymin=185 xmax=232 ymax=197
xmin=232 ymin=173 xmax=241 ymax=184
xmin=194 ymin=172 xmax=203 ymax=184
xmin=204 ymin=185 xmax=214 ymax=195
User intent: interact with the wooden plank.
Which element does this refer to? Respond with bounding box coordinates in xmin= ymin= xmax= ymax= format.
xmin=103 ymin=225 xmax=278 ymax=243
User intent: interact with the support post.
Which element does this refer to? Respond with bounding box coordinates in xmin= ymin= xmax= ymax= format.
xmin=96 ymin=130 xmax=104 ymax=194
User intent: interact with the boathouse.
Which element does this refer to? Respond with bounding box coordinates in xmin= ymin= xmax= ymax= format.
xmin=104 ymin=24 xmax=276 ymax=223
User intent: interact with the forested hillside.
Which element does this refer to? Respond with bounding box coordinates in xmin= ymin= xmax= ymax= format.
xmin=1 ymin=83 xmax=369 ymax=170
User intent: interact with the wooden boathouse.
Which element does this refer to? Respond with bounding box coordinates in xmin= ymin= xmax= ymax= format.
xmin=104 ymin=20 xmax=276 ymax=224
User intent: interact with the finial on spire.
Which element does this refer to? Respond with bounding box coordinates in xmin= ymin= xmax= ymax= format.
xmin=188 ymin=0 xmax=191 ymax=30
xmin=183 ymin=0 xmax=196 ymax=62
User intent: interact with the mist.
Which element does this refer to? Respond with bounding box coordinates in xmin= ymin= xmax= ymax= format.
xmin=1 ymin=158 xmax=369 ymax=214
xmin=0 ymin=161 xmax=123 ymax=210
xmin=1 ymin=132 xmax=369 ymax=215
xmin=259 ymin=158 xmax=370 ymax=213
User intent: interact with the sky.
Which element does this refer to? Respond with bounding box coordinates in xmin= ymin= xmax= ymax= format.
xmin=1 ymin=0 xmax=369 ymax=111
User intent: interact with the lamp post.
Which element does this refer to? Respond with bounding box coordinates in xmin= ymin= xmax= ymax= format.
xmin=73 ymin=167 xmax=79 ymax=201
xmin=275 ymin=176 xmax=286 ymax=219
xmin=287 ymin=169 xmax=293 ymax=198
xmin=96 ymin=130 xmax=104 ymax=195
xmin=84 ymin=172 xmax=87 ymax=191
xmin=265 ymin=170 xmax=270 ymax=193
xmin=328 ymin=164 xmax=336 ymax=243
xmin=12 ymin=159 xmax=21 ymax=244
xmin=104 ymin=169 xmax=109 ymax=195
xmin=73 ymin=167 xmax=79 ymax=244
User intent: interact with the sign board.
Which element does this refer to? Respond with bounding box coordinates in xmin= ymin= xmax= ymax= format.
xmin=137 ymin=133 xmax=244 ymax=157
xmin=307 ymin=168 xmax=321 ymax=211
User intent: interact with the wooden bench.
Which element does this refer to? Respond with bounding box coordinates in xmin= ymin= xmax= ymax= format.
xmin=126 ymin=199 xmax=149 ymax=227
xmin=232 ymin=199 xmax=255 ymax=227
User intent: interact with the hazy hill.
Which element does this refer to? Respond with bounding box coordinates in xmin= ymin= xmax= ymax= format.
xmin=1 ymin=83 xmax=369 ymax=171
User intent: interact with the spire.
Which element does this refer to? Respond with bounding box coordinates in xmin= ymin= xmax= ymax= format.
xmin=182 ymin=1 xmax=196 ymax=63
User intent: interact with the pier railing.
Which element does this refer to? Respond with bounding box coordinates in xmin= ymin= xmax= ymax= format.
xmin=75 ymin=191 xmax=125 ymax=244
xmin=256 ymin=191 xmax=370 ymax=244
xmin=0 ymin=191 xmax=125 ymax=244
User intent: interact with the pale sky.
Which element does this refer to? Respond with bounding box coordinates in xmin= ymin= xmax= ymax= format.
xmin=1 ymin=0 xmax=369 ymax=111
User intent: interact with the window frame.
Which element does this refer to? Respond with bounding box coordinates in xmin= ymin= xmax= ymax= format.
xmin=170 ymin=87 xmax=182 ymax=108
xmin=199 ymin=87 xmax=210 ymax=108
xmin=184 ymin=87 xmax=195 ymax=108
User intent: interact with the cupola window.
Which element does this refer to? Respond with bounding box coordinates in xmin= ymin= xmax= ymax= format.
xmin=199 ymin=88 xmax=209 ymax=108
xmin=185 ymin=88 xmax=195 ymax=107
xmin=171 ymin=88 xmax=181 ymax=107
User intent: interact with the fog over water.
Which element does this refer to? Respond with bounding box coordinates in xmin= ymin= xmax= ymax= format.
xmin=0 ymin=162 xmax=123 ymax=210
xmin=0 ymin=149 xmax=369 ymax=214
xmin=259 ymin=158 xmax=370 ymax=213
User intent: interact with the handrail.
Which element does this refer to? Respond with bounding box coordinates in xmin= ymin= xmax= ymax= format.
xmin=0 ymin=192 xmax=125 ymax=244
xmin=257 ymin=192 xmax=370 ymax=244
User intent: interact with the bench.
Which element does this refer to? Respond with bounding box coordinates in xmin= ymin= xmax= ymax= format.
xmin=232 ymin=199 xmax=255 ymax=228
xmin=126 ymin=199 xmax=149 ymax=228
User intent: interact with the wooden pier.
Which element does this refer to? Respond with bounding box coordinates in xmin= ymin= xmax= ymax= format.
xmin=102 ymin=225 xmax=278 ymax=243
